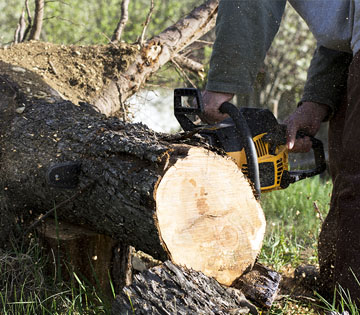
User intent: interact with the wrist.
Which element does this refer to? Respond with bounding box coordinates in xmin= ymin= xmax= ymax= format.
xmin=203 ymin=90 xmax=234 ymax=101
xmin=299 ymin=101 xmax=330 ymax=122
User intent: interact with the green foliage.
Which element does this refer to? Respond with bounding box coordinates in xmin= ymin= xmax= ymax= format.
xmin=317 ymin=287 xmax=360 ymax=315
xmin=0 ymin=1 xmax=25 ymax=45
xmin=0 ymin=0 xmax=198 ymax=45
xmin=259 ymin=176 xmax=332 ymax=270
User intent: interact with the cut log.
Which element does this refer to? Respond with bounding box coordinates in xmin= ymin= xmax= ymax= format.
xmin=112 ymin=260 xmax=259 ymax=315
xmin=0 ymin=61 xmax=265 ymax=286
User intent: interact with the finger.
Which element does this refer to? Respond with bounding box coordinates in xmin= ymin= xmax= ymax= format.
xmin=290 ymin=137 xmax=312 ymax=153
xmin=286 ymin=121 xmax=298 ymax=150
xmin=202 ymin=105 xmax=228 ymax=124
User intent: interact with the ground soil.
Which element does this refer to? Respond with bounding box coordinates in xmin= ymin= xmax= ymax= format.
xmin=272 ymin=264 xmax=324 ymax=314
xmin=0 ymin=41 xmax=137 ymax=106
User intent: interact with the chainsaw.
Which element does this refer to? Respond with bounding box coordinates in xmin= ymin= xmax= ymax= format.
xmin=174 ymin=88 xmax=326 ymax=198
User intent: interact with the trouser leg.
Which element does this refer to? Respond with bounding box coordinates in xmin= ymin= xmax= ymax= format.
xmin=332 ymin=51 xmax=360 ymax=302
xmin=318 ymin=94 xmax=346 ymax=296
xmin=319 ymin=51 xmax=360 ymax=302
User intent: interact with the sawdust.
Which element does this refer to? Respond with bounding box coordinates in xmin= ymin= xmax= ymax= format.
xmin=0 ymin=41 xmax=137 ymax=106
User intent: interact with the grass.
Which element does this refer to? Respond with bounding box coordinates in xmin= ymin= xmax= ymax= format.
xmin=260 ymin=176 xmax=332 ymax=270
xmin=258 ymin=175 xmax=360 ymax=314
xmin=0 ymin=236 xmax=113 ymax=315
xmin=258 ymin=176 xmax=334 ymax=314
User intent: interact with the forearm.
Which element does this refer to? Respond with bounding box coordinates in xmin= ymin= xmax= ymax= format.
xmin=206 ymin=0 xmax=286 ymax=94
xmin=300 ymin=45 xmax=352 ymax=119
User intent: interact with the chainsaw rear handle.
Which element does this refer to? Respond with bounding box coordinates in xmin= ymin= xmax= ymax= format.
xmin=281 ymin=131 xmax=327 ymax=188
xmin=219 ymin=102 xmax=261 ymax=199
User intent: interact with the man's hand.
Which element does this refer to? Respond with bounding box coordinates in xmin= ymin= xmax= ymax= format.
xmin=284 ymin=102 xmax=330 ymax=152
xmin=202 ymin=90 xmax=234 ymax=124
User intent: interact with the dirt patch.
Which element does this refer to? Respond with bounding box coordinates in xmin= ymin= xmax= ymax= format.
xmin=0 ymin=41 xmax=137 ymax=105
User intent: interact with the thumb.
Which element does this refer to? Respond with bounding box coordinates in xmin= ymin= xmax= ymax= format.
xmin=286 ymin=122 xmax=298 ymax=150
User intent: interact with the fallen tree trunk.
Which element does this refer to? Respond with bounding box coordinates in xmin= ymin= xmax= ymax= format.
xmin=112 ymin=261 xmax=259 ymax=315
xmin=0 ymin=61 xmax=265 ymax=286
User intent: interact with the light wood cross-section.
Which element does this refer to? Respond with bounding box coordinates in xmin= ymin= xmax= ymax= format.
xmin=156 ymin=147 xmax=266 ymax=285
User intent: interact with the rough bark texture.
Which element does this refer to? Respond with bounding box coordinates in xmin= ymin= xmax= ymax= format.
xmin=112 ymin=261 xmax=259 ymax=315
xmin=0 ymin=62 xmax=171 ymax=258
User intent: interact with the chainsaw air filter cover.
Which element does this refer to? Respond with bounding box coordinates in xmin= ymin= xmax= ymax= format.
xmin=212 ymin=108 xmax=289 ymax=192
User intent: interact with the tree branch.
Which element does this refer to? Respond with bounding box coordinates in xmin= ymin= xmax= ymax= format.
xmin=139 ymin=0 xmax=155 ymax=46
xmin=173 ymin=54 xmax=205 ymax=76
xmin=111 ymin=0 xmax=130 ymax=43
xmin=171 ymin=57 xmax=197 ymax=87
xmin=25 ymin=0 xmax=32 ymax=26
xmin=28 ymin=0 xmax=45 ymax=41
xmin=14 ymin=9 xmax=26 ymax=44
xmin=22 ymin=0 xmax=33 ymax=41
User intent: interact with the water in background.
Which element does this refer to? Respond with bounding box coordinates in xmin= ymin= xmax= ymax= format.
xmin=129 ymin=89 xmax=181 ymax=133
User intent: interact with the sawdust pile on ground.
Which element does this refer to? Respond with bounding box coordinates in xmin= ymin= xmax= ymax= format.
xmin=0 ymin=41 xmax=137 ymax=105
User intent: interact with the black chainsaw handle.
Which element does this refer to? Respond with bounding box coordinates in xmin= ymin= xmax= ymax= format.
xmin=280 ymin=131 xmax=327 ymax=189
xmin=174 ymin=88 xmax=204 ymax=131
xmin=219 ymin=102 xmax=261 ymax=199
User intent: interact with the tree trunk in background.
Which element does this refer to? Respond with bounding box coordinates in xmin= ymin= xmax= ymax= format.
xmin=0 ymin=60 xmax=265 ymax=286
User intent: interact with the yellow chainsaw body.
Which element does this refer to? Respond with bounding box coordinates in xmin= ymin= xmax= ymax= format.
xmin=226 ymin=133 xmax=289 ymax=192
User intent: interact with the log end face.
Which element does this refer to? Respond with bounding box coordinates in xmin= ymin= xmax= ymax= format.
xmin=155 ymin=147 xmax=266 ymax=285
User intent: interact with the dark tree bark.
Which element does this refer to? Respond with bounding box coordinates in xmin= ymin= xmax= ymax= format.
xmin=233 ymin=263 xmax=282 ymax=309
xmin=0 ymin=61 xmax=171 ymax=259
xmin=112 ymin=261 xmax=259 ymax=315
